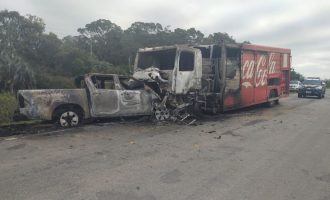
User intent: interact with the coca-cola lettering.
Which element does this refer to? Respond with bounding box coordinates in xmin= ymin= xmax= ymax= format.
xmin=255 ymin=55 xmax=267 ymax=87
xmin=268 ymin=53 xmax=276 ymax=74
xmin=242 ymin=53 xmax=277 ymax=88
xmin=242 ymin=59 xmax=255 ymax=80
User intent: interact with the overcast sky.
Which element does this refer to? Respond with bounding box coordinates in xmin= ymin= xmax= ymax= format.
xmin=1 ymin=0 xmax=330 ymax=78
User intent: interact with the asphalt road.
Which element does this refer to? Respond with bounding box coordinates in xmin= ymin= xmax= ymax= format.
xmin=1 ymin=92 xmax=330 ymax=200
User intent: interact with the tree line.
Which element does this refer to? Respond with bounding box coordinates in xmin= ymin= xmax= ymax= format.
xmin=290 ymin=69 xmax=305 ymax=81
xmin=0 ymin=10 xmax=237 ymax=92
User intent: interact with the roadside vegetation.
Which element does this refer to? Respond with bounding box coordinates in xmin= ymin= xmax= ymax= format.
xmin=290 ymin=69 xmax=305 ymax=81
xmin=0 ymin=93 xmax=16 ymax=124
xmin=326 ymin=80 xmax=330 ymax=88
xmin=0 ymin=9 xmax=236 ymax=94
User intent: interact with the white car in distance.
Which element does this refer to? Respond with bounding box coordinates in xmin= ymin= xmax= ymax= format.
xmin=290 ymin=80 xmax=302 ymax=92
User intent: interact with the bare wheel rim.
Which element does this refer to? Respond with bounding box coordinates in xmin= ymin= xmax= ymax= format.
xmin=59 ymin=111 xmax=79 ymax=127
xmin=154 ymin=107 xmax=170 ymax=121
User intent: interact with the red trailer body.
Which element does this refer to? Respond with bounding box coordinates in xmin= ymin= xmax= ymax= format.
xmin=223 ymin=44 xmax=291 ymax=111
xmin=134 ymin=43 xmax=291 ymax=118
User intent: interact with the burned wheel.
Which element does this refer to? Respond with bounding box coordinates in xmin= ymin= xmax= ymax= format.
xmin=59 ymin=111 xmax=80 ymax=127
xmin=154 ymin=106 xmax=170 ymax=121
xmin=53 ymin=107 xmax=83 ymax=128
xmin=266 ymin=90 xmax=279 ymax=107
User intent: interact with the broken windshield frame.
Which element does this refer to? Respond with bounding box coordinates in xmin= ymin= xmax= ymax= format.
xmin=136 ymin=48 xmax=176 ymax=70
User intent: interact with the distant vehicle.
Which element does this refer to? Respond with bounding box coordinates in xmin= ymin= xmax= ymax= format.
xmin=16 ymin=74 xmax=154 ymax=127
xmin=289 ymin=80 xmax=302 ymax=92
xmin=298 ymin=79 xmax=326 ymax=98
xmin=306 ymin=77 xmax=321 ymax=80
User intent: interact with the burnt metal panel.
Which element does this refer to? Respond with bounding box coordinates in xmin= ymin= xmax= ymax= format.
xmin=18 ymin=89 xmax=90 ymax=120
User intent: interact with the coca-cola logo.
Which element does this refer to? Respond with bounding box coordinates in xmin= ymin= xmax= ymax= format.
xmin=241 ymin=53 xmax=277 ymax=88
xmin=268 ymin=53 xmax=276 ymax=74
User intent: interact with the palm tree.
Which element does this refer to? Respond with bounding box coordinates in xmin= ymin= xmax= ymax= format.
xmin=0 ymin=50 xmax=35 ymax=93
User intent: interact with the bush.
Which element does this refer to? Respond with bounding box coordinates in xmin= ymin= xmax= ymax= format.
xmin=326 ymin=81 xmax=330 ymax=88
xmin=0 ymin=93 xmax=17 ymax=124
xmin=90 ymin=64 xmax=130 ymax=75
xmin=35 ymin=74 xmax=75 ymax=89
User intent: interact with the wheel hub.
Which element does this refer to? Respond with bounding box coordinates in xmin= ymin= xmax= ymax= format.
xmin=60 ymin=111 xmax=79 ymax=127
xmin=154 ymin=106 xmax=170 ymax=121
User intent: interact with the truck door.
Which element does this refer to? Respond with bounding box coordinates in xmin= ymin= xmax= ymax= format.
xmin=280 ymin=53 xmax=290 ymax=96
xmin=173 ymin=49 xmax=202 ymax=94
xmin=223 ymin=47 xmax=241 ymax=109
xmin=117 ymin=77 xmax=153 ymax=115
xmin=240 ymin=50 xmax=255 ymax=106
xmin=89 ymin=75 xmax=121 ymax=117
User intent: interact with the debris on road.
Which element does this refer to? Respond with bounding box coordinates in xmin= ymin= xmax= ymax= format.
xmin=4 ymin=137 xmax=17 ymax=141
xmin=214 ymin=135 xmax=222 ymax=139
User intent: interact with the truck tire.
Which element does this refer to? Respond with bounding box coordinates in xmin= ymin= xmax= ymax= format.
xmin=266 ymin=90 xmax=278 ymax=107
xmin=153 ymin=105 xmax=170 ymax=121
xmin=53 ymin=107 xmax=83 ymax=127
xmin=191 ymin=102 xmax=205 ymax=119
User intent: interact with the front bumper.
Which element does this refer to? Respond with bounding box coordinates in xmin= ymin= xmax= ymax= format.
xmin=298 ymin=88 xmax=323 ymax=96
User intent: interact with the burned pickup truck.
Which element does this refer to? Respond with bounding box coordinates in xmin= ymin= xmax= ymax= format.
xmin=17 ymin=74 xmax=154 ymax=127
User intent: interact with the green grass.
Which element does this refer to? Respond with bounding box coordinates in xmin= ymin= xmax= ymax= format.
xmin=0 ymin=93 xmax=17 ymax=124
xmin=0 ymin=120 xmax=42 ymax=127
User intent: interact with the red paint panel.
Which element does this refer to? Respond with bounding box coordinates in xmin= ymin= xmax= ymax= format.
xmin=281 ymin=70 xmax=290 ymax=96
xmin=268 ymin=53 xmax=281 ymax=75
xmin=240 ymin=51 xmax=255 ymax=106
xmin=242 ymin=44 xmax=291 ymax=54
xmin=224 ymin=45 xmax=291 ymax=111
xmin=224 ymin=95 xmax=240 ymax=109
xmin=254 ymin=53 xmax=268 ymax=103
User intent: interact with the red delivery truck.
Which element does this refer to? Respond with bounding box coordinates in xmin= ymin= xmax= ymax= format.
xmin=133 ymin=42 xmax=291 ymax=119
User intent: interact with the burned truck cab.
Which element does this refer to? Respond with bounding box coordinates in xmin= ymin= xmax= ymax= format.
xmin=132 ymin=44 xmax=231 ymax=119
xmin=133 ymin=45 xmax=205 ymax=120
xmin=133 ymin=45 xmax=202 ymax=95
